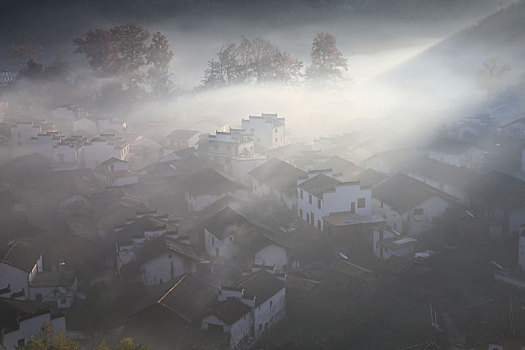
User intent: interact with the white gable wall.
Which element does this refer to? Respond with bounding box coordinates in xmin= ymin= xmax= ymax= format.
xmin=254 ymin=245 xmax=288 ymax=273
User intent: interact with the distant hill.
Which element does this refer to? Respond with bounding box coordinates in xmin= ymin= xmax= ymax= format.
xmin=381 ymin=0 xmax=525 ymax=93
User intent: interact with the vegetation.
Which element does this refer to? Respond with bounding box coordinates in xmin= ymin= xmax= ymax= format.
xmin=23 ymin=324 xmax=149 ymax=350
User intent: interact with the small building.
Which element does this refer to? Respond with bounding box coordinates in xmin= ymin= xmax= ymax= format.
xmin=297 ymin=170 xmax=372 ymax=231
xmin=249 ymin=158 xmax=307 ymax=210
xmin=95 ymin=157 xmax=138 ymax=187
xmin=28 ymin=271 xmax=78 ymax=308
xmin=203 ymin=206 xmax=268 ymax=262
xmin=427 ymin=138 xmax=485 ymax=169
xmin=166 ymin=130 xmax=201 ymax=150
xmin=363 ymin=149 xmax=415 ymax=176
xmin=0 ymin=298 xmax=66 ymax=350
xmin=202 ymin=268 xmax=286 ymax=347
xmin=373 ymin=173 xmax=454 ymax=235
xmin=373 ymin=231 xmax=417 ymax=261
xmin=500 ymin=117 xmax=525 ymax=140
xmin=208 ymin=129 xmax=254 ymax=168
xmin=0 ymin=241 xmax=42 ymax=300
xmin=182 ymin=168 xmax=248 ymax=213
xmin=241 ymin=113 xmax=285 ymax=150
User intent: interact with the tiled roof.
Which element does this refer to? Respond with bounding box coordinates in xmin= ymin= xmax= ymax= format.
xmin=157 ymin=273 xmax=218 ymax=323
xmin=249 ymin=158 xmax=306 ymax=195
xmin=0 ymin=241 xmax=40 ymax=273
xmin=298 ymin=174 xmax=340 ymax=197
xmin=236 ymin=269 xmax=284 ymax=307
xmin=210 ymin=298 xmax=251 ymax=325
xmin=373 ymin=173 xmax=446 ymax=213
xmin=182 ymin=168 xmax=245 ymax=197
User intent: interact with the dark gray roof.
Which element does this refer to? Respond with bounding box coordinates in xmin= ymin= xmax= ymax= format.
xmin=249 ymin=158 xmax=306 ymax=195
xmin=0 ymin=298 xmax=51 ymax=333
xmin=0 ymin=241 xmax=40 ymax=273
xmin=236 ymin=269 xmax=284 ymax=307
xmin=210 ymin=298 xmax=251 ymax=325
xmin=357 ymin=168 xmax=388 ymax=188
xmin=203 ymin=206 xmax=256 ymax=240
xmin=315 ymin=156 xmax=361 ymax=175
xmin=167 ymin=129 xmax=200 ymax=140
xmin=298 ymin=174 xmax=340 ymax=197
xmin=182 ymin=168 xmax=245 ymax=197
xmin=373 ymin=173 xmax=446 ymax=213
xmin=157 ymin=273 xmax=218 ymax=323
xmin=29 ymin=271 xmax=76 ymax=287
xmin=428 ymin=138 xmax=478 ymax=155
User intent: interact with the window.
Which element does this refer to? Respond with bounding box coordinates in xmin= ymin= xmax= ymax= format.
xmin=60 ymin=297 xmax=67 ymax=305
xmin=270 ymin=300 xmax=273 ymax=309
xmin=318 ymin=198 xmax=321 ymax=209
xmin=357 ymin=198 xmax=366 ymax=208
xmin=311 ymin=213 xmax=314 ymax=225
xmin=229 ymin=236 xmax=233 ymax=242
xmin=350 ymin=202 xmax=355 ymax=214
xmin=306 ymin=213 xmax=309 ymax=222
xmin=317 ymin=220 xmax=321 ymax=230
xmin=299 ymin=209 xmax=303 ymax=218
xmin=212 ymin=237 xmax=215 ymax=245
xmin=300 ymin=190 xmax=303 ymax=199
xmin=413 ymin=208 xmax=424 ymax=216
xmin=309 ymin=194 xmax=312 ymax=204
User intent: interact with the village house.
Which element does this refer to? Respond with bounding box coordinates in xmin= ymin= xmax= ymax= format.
xmin=230 ymin=155 xmax=267 ymax=187
xmin=182 ymin=168 xmax=249 ymax=213
xmin=363 ymin=149 xmax=416 ymax=176
xmin=404 ymin=157 xmax=480 ymax=206
xmin=0 ymin=241 xmax=42 ymax=300
xmin=241 ymin=113 xmax=285 ymax=150
xmin=203 ymin=206 xmax=268 ymax=262
xmin=372 ymin=173 xmax=454 ymax=235
xmin=95 ymin=157 xmax=138 ymax=187
xmin=165 ymin=129 xmax=201 ymax=150
xmin=373 ymin=230 xmax=417 ymax=261
xmin=500 ymin=117 xmax=525 ymax=140
xmin=0 ymin=298 xmax=66 ymax=350
xmin=8 ymin=121 xmax=58 ymax=159
xmin=468 ymin=170 xmax=525 ymax=237
xmin=427 ymin=138 xmax=485 ymax=169
xmin=297 ymin=170 xmax=372 ymax=231
xmin=28 ymin=270 xmax=78 ymax=308
xmin=201 ymin=267 xmax=286 ymax=348
xmin=78 ymin=133 xmax=129 ymax=169
xmin=314 ymin=156 xmax=362 ymax=181
xmin=208 ymin=129 xmax=254 ymax=168
xmin=249 ymin=158 xmax=307 ymax=210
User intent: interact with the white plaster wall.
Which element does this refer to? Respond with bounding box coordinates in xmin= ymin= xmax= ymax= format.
xmin=204 ymin=229 xmax=238 ymax=260
xmin=254 ymin=245 xmax=288 ymax=272
xmin=0 ymin=263 xmax=29 ymax=298
xmin=253 ymin=288 xmax=286 ymax=338
xmin=141 ymin=252 xmax=195 ymax=285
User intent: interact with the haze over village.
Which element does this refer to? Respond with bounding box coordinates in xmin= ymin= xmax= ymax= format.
xmin=2 ymin=0 xmax=525 ymax=349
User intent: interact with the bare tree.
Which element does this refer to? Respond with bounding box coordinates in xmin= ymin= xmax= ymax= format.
xmin=476 ymin=56 xmax=510 ymax=98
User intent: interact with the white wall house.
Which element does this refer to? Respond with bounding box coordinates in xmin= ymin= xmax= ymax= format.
xmin=0 ymin=298 xmax=66 ymax=350
xmin=241 ymin=113 xmax=285 ymax=150
xmin=427 ymin=138 xmax=485 ymax=169
xmin=373 ymin=174 xmax=453 ymax=235
xmin=373 ymin=230 xmax=417 ymax=261
xmin=166 ymin=129 xmax=201 ymax=150
xmin=250 ymin=158 xmax=306 ymax=211
xmin=51 ymin=142 xmax=79 ymax=171
xmin=231 ymin=156 xmax=267 ymax=187
xmin=500 ymin=118 xmax=525 ymax=140
xmin=0 ymin=242 xmax=43 ymax=300
xmin=182 ymin=168 xmax=249 ymax=213
xmin=28 ymin=271 xmax=78 ymax=308
xmin=201 ymin=268 xmax=286 ymax=349
xmin=297 ymin=170 xmax=372 ymax=231
xmin=254 ymin=244 xmax=290 ymax=273
xmin=95 ymin=158 xmax=138 ymax=187
xmin=208 ymin=130 xmax=254 ymax=167
xmin=78 ymin=135 xmax=129 ymax=169
xmin=9 ymin=122 xmax=57 ymax=159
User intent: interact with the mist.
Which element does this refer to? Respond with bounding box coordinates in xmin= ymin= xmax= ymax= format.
xmin=2 ymin=1 xmax=525 ymax=349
